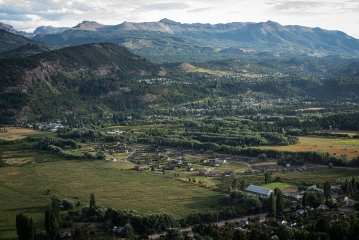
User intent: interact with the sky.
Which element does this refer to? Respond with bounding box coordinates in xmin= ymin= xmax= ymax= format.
xmin=0 ymin=0 xmax=359 ymax=39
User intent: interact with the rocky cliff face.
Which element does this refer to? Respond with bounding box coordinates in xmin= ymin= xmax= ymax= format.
xmin=0 ymin=22 xmax=27 ymax=36
xmin=34 ymin=26 xmax=69 ymax=35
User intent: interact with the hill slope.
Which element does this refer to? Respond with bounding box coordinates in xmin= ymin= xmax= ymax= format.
xmin=0 ymin=42 xmax=165 ymax=123
xmin=0 ymin=29 xmax=56 ymax=58
xmin=0 ymin=30 xmax=39 ymax=53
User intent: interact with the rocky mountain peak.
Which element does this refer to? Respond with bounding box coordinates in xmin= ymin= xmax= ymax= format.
xmin=72 ymin=21 xmax=105 ymax=31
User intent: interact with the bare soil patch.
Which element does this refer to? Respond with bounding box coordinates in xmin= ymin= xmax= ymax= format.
xmin=282 ymin=185 xmax=299 ymax=194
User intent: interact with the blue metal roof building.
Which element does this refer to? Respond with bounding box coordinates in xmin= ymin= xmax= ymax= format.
xmin=245 ymin=184 xmax=273 ymax=196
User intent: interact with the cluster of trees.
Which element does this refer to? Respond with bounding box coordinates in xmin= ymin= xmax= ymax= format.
xmin=34 ymin=137 xmax=106 ymax=160
xmin=302 ymin=191 xmax=326 ymax=208
xmin=277 ymin=157 xmax=305 ymax=167
xmin=35 ymin=137 xmax=77 ymax=149
xmin=340 ymin=176 xmax=359 ymax=195
xmin=181 ymin=131 xmax=291 ymax=147
xmin=219 ymin=190 xmax=265 ymax=214
xmin=57 ymin=128 xmax=104 ymax=140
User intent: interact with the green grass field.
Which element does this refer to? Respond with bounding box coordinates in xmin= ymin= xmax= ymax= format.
xmin=0 ymin=160 xmax=221 ymax=239
xmin=275 ymin=167 xmax=359 ymax=186
xmin=261 ymin=182 xmax=292 ymax=190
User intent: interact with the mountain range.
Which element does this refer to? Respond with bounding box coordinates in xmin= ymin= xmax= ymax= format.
xmin=1 ymin=19 xmax=359 ymax=63
xmin=0 ymin=22 xmax=68 ymax=37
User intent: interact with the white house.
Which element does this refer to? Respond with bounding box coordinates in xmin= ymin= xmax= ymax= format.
xmin=215 ymin=159 xmax=226 ymax=164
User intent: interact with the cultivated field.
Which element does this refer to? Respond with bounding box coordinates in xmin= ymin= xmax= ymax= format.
xmin=0 ymin=128 xmax=50 ymax=141
xmin=257 ymin=136 xmax=359 ymax=159
xmin=0 ymin=160 xmax=221 ymax=240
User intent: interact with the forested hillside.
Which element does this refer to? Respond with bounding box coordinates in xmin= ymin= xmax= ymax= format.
xmin=1 ymin=41 xmax=359 ymax=125
xmin=0 ymin=42 xmax=166 ymax=123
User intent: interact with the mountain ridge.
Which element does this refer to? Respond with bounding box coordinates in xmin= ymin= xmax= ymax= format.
xmin=2 ymin=19 xmax=359 ymax=62
xmin=27 ymin=19 xmax=359 ymax=62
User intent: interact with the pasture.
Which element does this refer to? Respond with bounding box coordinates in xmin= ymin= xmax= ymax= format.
xmin=257 ymin=136 xmax=359 ymax=159
xmin=0 ymin=160 xmax=220 ymax=240
xmin=0 ymin=128 xmax=49 ymax=141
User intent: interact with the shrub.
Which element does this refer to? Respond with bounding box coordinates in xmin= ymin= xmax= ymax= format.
xmin=62 ymin=199 xmax=75 ymax=210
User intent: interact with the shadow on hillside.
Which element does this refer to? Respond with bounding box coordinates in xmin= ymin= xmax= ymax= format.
xmin=4 ymin=205 xmax=47 ymax=214
xmin=181 ymin=194 xmax=220 ymax=210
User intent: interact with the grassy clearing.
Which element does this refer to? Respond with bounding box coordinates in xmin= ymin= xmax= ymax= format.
xmin=0 ymin=128 xmax=50 ymax=141
xmin=0 ymin=160 xmax=221 ymax=240
xmin=178 ymin=62 xmax=228 ymax=76
xmin=275 ymin=167 xmax=359 ymax=186
xmin=257 ymin=136 xmax=359 ymax=159
xmin=261 ymin=182 xmax=292 ymax=190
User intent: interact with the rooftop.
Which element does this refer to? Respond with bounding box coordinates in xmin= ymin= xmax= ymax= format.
xmin=245 ymin=184 xmax=273 ymax=196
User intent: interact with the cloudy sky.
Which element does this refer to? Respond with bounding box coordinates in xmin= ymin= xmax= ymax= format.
xmin=1 ymin=0 xmax=359 ymax=38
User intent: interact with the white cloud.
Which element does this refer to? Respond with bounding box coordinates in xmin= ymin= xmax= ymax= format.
xmin=187 ymin=7 xmax=213 ymax=13
xmin=142 ymin=2 xmax=189 ymax=10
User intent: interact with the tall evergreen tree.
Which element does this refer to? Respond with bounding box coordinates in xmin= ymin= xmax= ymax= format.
xmin=351 ymin=177 xmax=357 ymax=193
xmin=344 ymin=178 xmax=352 ymax=195
xmin=231 ymin=178 xmax=238 ymax=189
xmin=265 ymin=172 xmax=272 ymax=184
xmin=45 ymin=199 xmax=61 ymax=240
xmin=274 ymin=188 xmax=284 ymax=215
xmin=16 ymin=213 xmax=36 ymax=240
xmin=302 ymin=192 xmax=309 ymax=207
xmin=269 ymin=192 xmax=276 ymax=217
xmin=323 ymin=180 xmax=332 ymax=204
xmin=90 ymin=193 xmax=96 ymax=209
